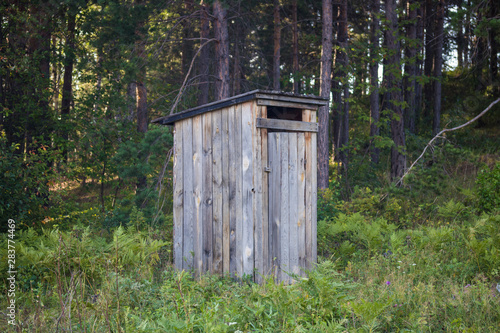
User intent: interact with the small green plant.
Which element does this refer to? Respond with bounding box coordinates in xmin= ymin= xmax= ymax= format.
xmin=476 ymin=162 xmax=500 ymax=212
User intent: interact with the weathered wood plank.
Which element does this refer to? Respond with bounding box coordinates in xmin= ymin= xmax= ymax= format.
xmin=280 ymin=133 xmax=290 ymax=283
xmin=256 ymin=118 xmax=318 ymax=132
xmin=182 ymin=118 xmax=194 ymax=270
xmin=241 ymin=101 xmax=254 ymax=278
xmin=297 ymin=132 xmax=306 ymax=274
xmin=288 ymin=133 xmax=299 ymax=278
xmin=256 ymin=99 xmax=321 ymax=110
xmin=310 ymin=110 xmax=318 ymax=265
xmin=192 ymin=115 xmax=203 ymax=276
xmin=173 ymin=122 xmax=184 ymax=270
xmin=268 ymin=133 xmax=281 ymax=281
xmin=222 ymin=107 xmax=231 ymax=275
xmin=255 ymin=93 xmax=329 ymax=106
xmin=253 ymin=104 xmax=264 ymax=283
xmin=260 ymin=107 xmax=269 ymax=278
xmin=303 ymin=110 xmax=313 ymax=270
xmin=211 ymin=110 xmax=223 ymax=274
xmin=229 ymin=105 xmax=242 ymax=277
xmin=202 ymin=113 xmax=213 ymax=274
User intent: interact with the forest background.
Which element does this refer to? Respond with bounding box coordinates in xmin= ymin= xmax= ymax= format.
xmin=0 ymin=0 xmax=499 ymax=331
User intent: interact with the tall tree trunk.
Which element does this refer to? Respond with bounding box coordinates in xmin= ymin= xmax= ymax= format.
xmin=135 ymin=0 xmax=148 ymax=191
xmin=415 ymin=0 xmax=424 ymax=131
xmin=198 ymin=3 xmax=210 ymax=105
xmin=489 ymin=0 xmax=499 ymax=85
xmin=292 ymin=0 xmax=299 ymax=94
xmin=213 ymin=0 xmax=230 ymax=100
xmin=337 ymin=0 xmax=349 ymax=166
xmin=432 ymin=0 xmax=444 ymax=135
xmin=405 ymin=0 xmax=418 ymax=133
xmin=369 ymin=0 xmax=381 ymax=164
xmin=385 ymin=0 xmax=406 ymax=181
xmin=456 ymin=0 xmax=464 ymax=68
xmin=273 ymin=0 xmax=281 ymax=91
xmin=61 ymin=9 xmax=76 ymax=162
xmin=423 ymin=0 xmax=435 ymax=124
xmin=318 ymin=0 xmax=333 ymax=190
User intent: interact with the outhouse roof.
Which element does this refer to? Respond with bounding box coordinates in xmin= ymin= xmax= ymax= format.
xmin=152 ymin=90 xmax=329 ymax=126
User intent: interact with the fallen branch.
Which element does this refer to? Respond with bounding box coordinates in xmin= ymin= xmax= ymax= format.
xmin=396 ymin=97 xmax=500 ymax=186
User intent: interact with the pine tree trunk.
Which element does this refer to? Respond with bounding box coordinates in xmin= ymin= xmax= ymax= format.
xmin=369 ymin=0 xmax=381 ymax=164
xmin=385 ymin=0 xmax=406 ymax=181
xmin=292 ymin=0 xmax=299 ymax=94
xmin=198 ymin=3 xmax=210 ymax=105
xmin=423 ymin=0 xmax=435 ymax=123
xmin=337 ymin=0 xmax=349 ymax=167
xmin=432 ymin=0 xmax=444 ymax=135
xmin=214 ymin=0 xmax=230 ymax=100
xmin=61 ymin=9 xmax=76 ymax=162
xmin=405 ymin=0 xmax=417 ymax=133
xmin=318 ymin=0 xmax=333 ymax=190
xmin=273 ymin=0 xmax=281 ymax=91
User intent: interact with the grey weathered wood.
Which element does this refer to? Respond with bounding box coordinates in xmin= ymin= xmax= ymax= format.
xmin=255 ymin=92 xmax=329 ymax=106
xmin=241 ymin=101 xmax=254 ymax=278
xmin=211 ymin=110 xmax=223 ymax=274
xmin=310 ymin=111 xmax=318 ymax=265
xmin=268 ymin=133 xmax=281 ymax=280
xmin=256 ymin=118 xmax=318 ymax=132
xmin=253 ymin=104 xmax=264 ymax=283
xmin=297 ymin=132 xmax=306 ymax=273
xmin=229 ymin=105 xmax=242 ymax=276
xmin=182 ymin=118 xmax=194 ymax=270
xmin=280 ymin=133 xmax=290 ymax=283
xmin=288 ymin=133 xmax=299 ymax=278
xmin=260 ymin=107 xmax=269 ymax=278
xmin=222 ymin=107 xmax=231 ymax=275
xmin=303 ymin=110 xmax=313 ymax=269
xmin=173 ymin=122 xmax=184 ymax=270
xmin=193 ymin=115 xmax=203 ymax=276
xmin=257 ymin=99 xmax=321 ymax=110
xmin=202 ymin=112 xmax=213 ymax=273
xmin=152 ymin=90 xmax=328 ymax=125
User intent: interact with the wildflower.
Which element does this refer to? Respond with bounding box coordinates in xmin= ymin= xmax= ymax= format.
xmin=386 ymin=281 xmax=391 ymax=286
xmin=465 ymin=284 xmax=471 ymax=288
xmin=496 ymin=284 xmax=500 ymax=293
xmin=397 ymin=266 xmax=400 ymax=269
xmin=412 ymin=263 xmax=416 ymax=266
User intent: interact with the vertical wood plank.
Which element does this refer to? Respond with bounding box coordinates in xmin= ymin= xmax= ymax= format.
xmin=303 ymin=110 xmax=313 ymax=269
xmin=229 ymin=105 xmax=242 ymax=276
xmin=268 ymin=133 xmax=281 ymax=281
xmin=182 ymin=118 xmax=194 ymax=270
xmin=173 ymin=122 xmax=184 ymax=270
xmin=280 ymin=133 xmax=289 ymax=283
xmin=288 ymin=133 xmax=299 ymax=278
xmin=253 ymin=104 xmax=264 ymax=283
xmin=260 ymin=107 xmax=269 ymax=278
xmin=241 ymin=101 xmax=254 ymax=278
xmin=310 ymin=110 xmax=318 ymax=265
xmin=222 ymin=107 xmax=231 ymax=275
xmin=192 ymin=115 xmax=203 ymax=276
xmin=212 ymin=110 xmax=223 ymax=274
xmin=297 ymin=132 xmax=306 ymax=274
xmin=202 ymin=113 xmax=213 ymax=274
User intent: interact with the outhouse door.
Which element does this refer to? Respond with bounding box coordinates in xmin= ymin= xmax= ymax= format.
xmin=267 ymin=131 xmax=313 ymax=283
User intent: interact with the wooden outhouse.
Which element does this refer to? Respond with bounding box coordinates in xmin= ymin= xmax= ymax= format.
xmin=152 ymin=90 xmax=328 ymax=283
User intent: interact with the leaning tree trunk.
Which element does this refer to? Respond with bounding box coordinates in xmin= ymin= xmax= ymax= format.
xmin=369 ymin=0 xmax=381 ymax=164
xmin=318 ymin=0 xmax=333 ymax=190
xmin=385 ymin=0 xmax=406 ymax=181
xmin=213 ymin=0 xmax=230 ymax=100
xmin=432 ymin=0 xmax=444 ymax=135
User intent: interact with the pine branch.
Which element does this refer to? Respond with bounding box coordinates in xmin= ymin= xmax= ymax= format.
xmin=396 ymin=97 xmax=500 ymax=186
